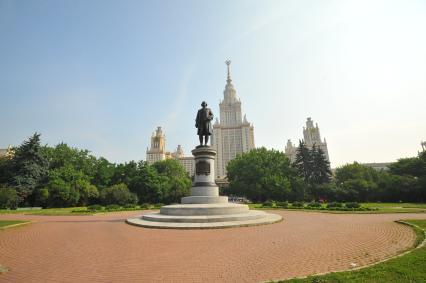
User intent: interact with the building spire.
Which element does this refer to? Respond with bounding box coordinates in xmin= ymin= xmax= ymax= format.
xmin=225 ymin=59 xmax=232 ymax=83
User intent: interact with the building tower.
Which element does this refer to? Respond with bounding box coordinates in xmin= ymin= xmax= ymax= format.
xmin=284 ymin=139 xmax=297 ymax=163
xmin=0 ymin=145 xmax=15 ymax=160
xmin=146 ymin=126 xmax=166 ymax=164
xmin=285 ymin=117 xmax=330 ymax=164
xmin=303 ymin=117 xmax=329 ymax=162
xmin=212 ymin=60 xmax=255 ymax=179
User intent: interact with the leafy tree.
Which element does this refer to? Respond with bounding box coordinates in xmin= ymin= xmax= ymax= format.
xmin=294 ymin=140 xmax=313 ymax=184
xmin=42 ymin=143 xmax=98 ymax=178
xmin=334 ymin=163 xmax=381 ymax=202
xmin=44 ymin=177 xmax=79 ymax=207
xmin=111 ymin=161 xmax=139 ymax=186
xmin=42 ymin=165 xmax=97 ymax=207
xmin=92 ymin=157 xmax=116 ymax=189
xmin=388 ymin=152 xmax=426 ymax=177
xmin=34 ymin=188 xmax=49 ymax=208
xmin=311 ymin=146 xmax=332 ymax=184
xmin=0 ymin=186 xmax=18 ymax=209
xmin=101 ymin=183 xmax=138 ymax=205
xmin=128 ymin=161 xmax=164 ymax=204
xmin=385 ymin=152 xmax=426 ymax=202
xmin=0 ymin=158 xmax=12 ymax=185
xmin=227 ymin=147 xmax=299 ymax=202
xmin=10 ymin=133 xmax=49 ymax=205
xmin=153 ymin=159 xmax=191 ymax=203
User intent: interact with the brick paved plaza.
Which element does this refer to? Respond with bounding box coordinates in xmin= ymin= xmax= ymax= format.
xmin=0 ymin=211 xmax=425 ymax=282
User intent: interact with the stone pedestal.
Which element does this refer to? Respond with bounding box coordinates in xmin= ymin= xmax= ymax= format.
xmin=127 ymin=146 xmax=282 ymax=229
xmin=182 ymin=146 xmax=228 ymax=204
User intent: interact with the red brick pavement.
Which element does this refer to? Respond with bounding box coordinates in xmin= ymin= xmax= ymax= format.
xmin=0 ymin=210 xmax=425 ymax=283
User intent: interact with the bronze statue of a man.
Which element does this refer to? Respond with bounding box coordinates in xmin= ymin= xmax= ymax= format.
xmin=195 ymin=101 xmax=214 ymax=146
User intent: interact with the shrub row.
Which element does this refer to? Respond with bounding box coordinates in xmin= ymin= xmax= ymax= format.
xmin=78 ymin=203 xmax=166 ymax=213
xmin=261 ymin=201 xmax=369 ymax=211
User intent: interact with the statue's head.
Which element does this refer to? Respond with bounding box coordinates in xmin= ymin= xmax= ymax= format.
xmin=201 ymin=101 xmax=207 ymax=107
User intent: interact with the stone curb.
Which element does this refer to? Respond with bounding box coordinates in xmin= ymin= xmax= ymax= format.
xmin=0 ymin=221 xmax=31 ymax=230
xmin=267 ymin=219 xmax=426 ymax=283
xmin=126 ymin=214 xmax=283 ymax=230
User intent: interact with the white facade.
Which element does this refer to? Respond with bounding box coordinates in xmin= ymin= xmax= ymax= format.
xmin=212 ymin=61 xmax=255 ymax=178
xmin=285 ymin=139 xmax=297 ymax=163
xmin=146 ymin=127 xmax=167 ymax=164
xmin=285 ymin=117 xmax=330 ymax=163
xmin=0 ymin=145 xmax=14 ymax=160
xmin=178 ymin=156 xmax=195 ymax=177
xmin=146 ymin=128 xmax=195 ymax=176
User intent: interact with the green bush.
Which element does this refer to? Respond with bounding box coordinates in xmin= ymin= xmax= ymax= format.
xmin=262 ymin=200 xmax=277 ymax=208
xmin=0 ymin=187 xmax=18 ymax=209
xmin=276 ymin=201 xmax=289 ymax=208
xmin=101 ymin=183 xmax=138 ymax=206
xmin=123 ymin=203 xmax=137 ymax=209
xmin=292 ymin=201 xmax=304 ymax=208
xmin=154 ymin=203 xmax=164 ymax=208
xmin=307 ymin=202 xmax=322 ymax=208
xmin=105 ymin=204 xmax=121 ymax=211
xmin=140 ymin=203 xmax=151 ymax=209
xmin=327 ymin=202 xmax=343 ymax=208
xmin=87 ymin=204 xmax=104 ymax=211
xmin=345 ymin=202 xmax=361 ymax=208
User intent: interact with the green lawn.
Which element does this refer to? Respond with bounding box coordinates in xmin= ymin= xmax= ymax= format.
xmin=250 ymin=202 xmax=426 ymax=213
xmin=361 ymin=203 xmax=426 ymax=213
xmin=278 ymin=219 xmax=426 ymax=283
xmin=1 ymin=203 xmax=425 ymax=216
xmin=0 ymin=205 xmax=162 ymax=216
xmin=0 ymin=220 xmax=30 ymax=229
xmin=0 ymin=207 xmax=90 ymax=216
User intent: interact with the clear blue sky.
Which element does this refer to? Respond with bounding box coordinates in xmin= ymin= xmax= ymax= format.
xmin=1 ymin=0 xmax=425 ymax=167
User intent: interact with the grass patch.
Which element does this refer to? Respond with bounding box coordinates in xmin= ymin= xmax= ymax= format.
xmin=249 ymin=202 xmax=426 ymax=214
xmin=0 ymin=264 xmax=8 ymax=273
xmin=277 ymin=219 xmax=426 ymax=283
xmin=0 ymin=207 xmax=87 ymax=215
xmin=361 ymin=203 xmax=426 ymax=213
xmin=0 ymin=204 xmax=164 ymax=216
xmin=0 ymin=220 xmax=30 ymax=229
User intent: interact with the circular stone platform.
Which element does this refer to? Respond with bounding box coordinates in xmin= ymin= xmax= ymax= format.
xmin=126 ymin=203 xmax=282 ymax=229
xmin=127 ymin=146 xmax=282 ymax=229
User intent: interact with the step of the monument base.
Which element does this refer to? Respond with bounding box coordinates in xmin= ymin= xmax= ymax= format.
xmin=160 ymin=203 xmax=249 ymax=216
xmin=142 ymin=210 xmax=266 ymax=223
xmin=181 ymin=196 xmax=228 ymax=204
xmin=126 ymin=212 xmax=282 ymax=229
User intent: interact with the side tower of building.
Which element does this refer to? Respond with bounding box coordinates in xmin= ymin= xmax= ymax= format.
xmin=284 ymin=139 xmax=297 ymax=163
xmin=0 ymin=145 xmax=15 ymax=160
xmin=146 ymin=126 xmax=167 ymax=165
xmin=146 ymin=128 xmax=195 ymax=176
xmin=303 ymin=117 xmax=329 ymax=162
xmin=212 ymin=60 xmax=255 ymax=179
xmin=284 ymin=117 xmax=330 ymax=164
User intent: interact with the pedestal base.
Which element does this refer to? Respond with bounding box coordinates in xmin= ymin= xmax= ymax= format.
xmin=125 ymin=145 xmax=282 ymax=229
xmin=126 ymin=203 xmax=282 ymax=229
xmin=181 ymin=196 xmax=228 ymax=204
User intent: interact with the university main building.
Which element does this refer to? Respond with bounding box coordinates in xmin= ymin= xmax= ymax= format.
xmin=212 ymin=61 xmax=255 ymax=179
xmin=146 ymin=61 xmax=256 ymax=179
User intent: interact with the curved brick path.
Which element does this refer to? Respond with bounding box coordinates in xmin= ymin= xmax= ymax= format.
xmin=0 ymin=210 xmax=425 ymax=282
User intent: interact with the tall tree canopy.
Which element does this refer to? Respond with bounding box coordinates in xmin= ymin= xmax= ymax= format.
xmin=10 ymin=133 xmax=49 ymax=205
xmin=153 ymin=159 xmax=191 ymax=203
xmin=227 ymin=147 xmax=301 ymax=202
xmin=293 ymin=140 xmax=313 ymax=184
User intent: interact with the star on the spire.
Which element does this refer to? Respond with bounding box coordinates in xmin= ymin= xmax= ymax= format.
xmin=225 ymin=59 xmax=232 ymax=83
